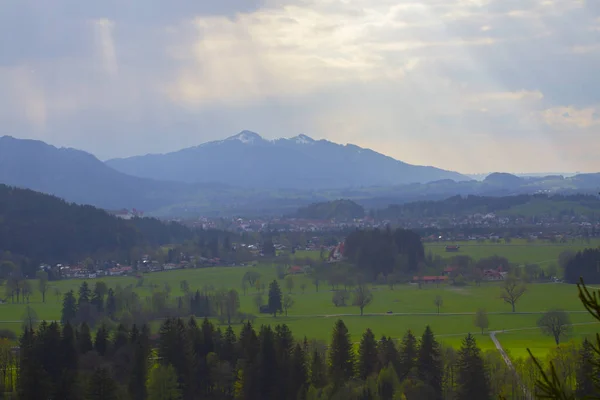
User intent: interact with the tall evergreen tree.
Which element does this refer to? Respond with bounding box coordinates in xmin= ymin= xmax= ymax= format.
xmin=36 ymin=321 xmax=62 ymax=396
xmin=90 ymin=289 xmax=105 ymax=313
xmin=61 ymin=290 xmax=78 ymax=324
xmin=17 ymin=327 xmax=49 ymax=400
xmin=398 ymin=330 xmax=418 ymax=381
xmin=328 ymin=319 xmax=355 ymax=386
xmin=129 ymin=324 xmax=151 ymax=400
xmin=268 ymin=280 xmax=283 ymax=317
xmin=358 ymin=328 xmax=379 ymax=380
xmin=56 ymin=322 xmax=80 ymax=400
xmin=290 ymin=343 xmax=309 ymax=400
xmin=78 ymin=322 xmax=94 ymax=354
xmin=105 ymin=288 xmax=117 ymax=319
xmin=239 ymin=321 xmax=260 ymax=364
xmin=275 ymin=324 xmax=295 ymax=399
xmin=157 ymin=318 xmax=196 ymax=400
xmin=112 ymin=323 xmax=129 ymax=355
xmin=78 ymin=281 xmax=91 ymax=306
xmin=257 ymin=325 xmax=278 ymax=399
xmin=416 ymin=326 xmax=442 ymax=399
xmin=222 ymin=325 xmax=238 ymax=364
xmin=378 ymin=336 xmax=399 ymax=375
xmin=310 ymin=350 xmax=328 ymax=389
xmin=88 ymin=367 xmax=119 ymax=400
xmin=456 ymin=333 xmax=490 ymax=400
xmin=94 ymin=323 xmax=109 ymax=356
xmin=576 ymin=338 xmax=597 ymax=399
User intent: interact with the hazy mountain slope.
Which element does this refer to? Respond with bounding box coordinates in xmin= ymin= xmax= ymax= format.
xmin=0 ymin=136 xmax=193 ymax=211
xmin=106 ymin=131 xmax=469 ymax=188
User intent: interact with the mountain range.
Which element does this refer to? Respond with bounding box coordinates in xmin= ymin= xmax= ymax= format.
xmin=106 ymin=131 xmax=469 ymax=188
xmin=1 ymin=133 xmax=599 ymax=216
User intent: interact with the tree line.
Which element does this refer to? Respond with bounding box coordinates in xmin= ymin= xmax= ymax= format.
xmin=343 ymin=227 xmax=425 ymax=279
xmin=7 ymin=316 xmax=509 ymax=400
xmin=0 ymin=184 xmax=233 ymax=277
xmin=564 ymin=248 xmax=600 ymax=284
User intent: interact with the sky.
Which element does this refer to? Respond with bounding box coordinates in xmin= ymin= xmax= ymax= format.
xmin=0 ymin=0 xmax=599 ymax=174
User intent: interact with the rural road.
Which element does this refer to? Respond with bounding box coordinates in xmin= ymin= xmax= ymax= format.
xmin=490 ymin=330 xmax=533 ymax=400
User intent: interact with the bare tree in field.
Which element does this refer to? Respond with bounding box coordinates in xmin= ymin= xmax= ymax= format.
xmin=352 ymin=283 xmax=373 ymax=316
xmin=300 ymin=283 xmax=307 ymax=294
xmin=283 ymin=294 xmax=294 ymax=316
xmin=285 ymin=275 xmax=295 ymax=294
xmin=500 ymin=276 xmax=527 ymax=312
xmin=538 ymin=309 xmax=572 ymax=345
xmin=254 ymin=293 xmax=264 ymax=312
xmin=474 ymin=308 xmax=489 ymax=334
xmin=434 ymin=295 xmax=443 ymax=314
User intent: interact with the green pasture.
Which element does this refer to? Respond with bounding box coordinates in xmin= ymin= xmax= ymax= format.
xmin=1 ymin=260 xmax=598 ymax=360
xmin=424 ymin=239 xmax=600 ymax=266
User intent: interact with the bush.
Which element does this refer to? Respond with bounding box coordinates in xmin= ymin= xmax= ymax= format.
xmin=0 ymin=329 xmax=17 ymax=340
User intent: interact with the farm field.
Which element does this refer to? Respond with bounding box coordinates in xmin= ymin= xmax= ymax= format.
xmin=1 ymin=260 xmax=598 ymax=360
xmin=424 ymin=238 xmax=600 ymax=266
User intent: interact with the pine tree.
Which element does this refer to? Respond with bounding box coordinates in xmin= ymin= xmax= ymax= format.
xmin=358 ymin=328 xmax=379 ymax=380
xmin=129 ymin=324 xmax=151 ymax=400
xmin=398 ymin=330 xmax=418 ymax=381
xmin=61 ymin=290 xmax=78 ymax=324
xmin=239 ymin=321 xmax=260 ymax=364
xmin=257 ymin=325 xmax=278 ymax=399
xmin=268 ymin=280 xmax=283 ymax=317
xmin=222 ymin=325 xmax=238 ymax=364
xmin=456 ymin=333 xmax=490 ymax=400
xmin=328 ymin=319 xmax=355 ymax=386
xmin=290 ymin=343 xmax=309 ymax=400
xmin=91 ymin=284 xmax=105 ymax=313
xmin=78 ymin=281 xmax=91 ymax=306
xmin=94 ymin=323 xmax=109 ymax=356
xmin=274 ymin=324 xmax=295 ymax=398
xmin=416 ymin=326 xmax=442 ymax=399
xmin=106 ymin=288 xmax=117 ymax=319
xmin=78 ymin=322 xmax=93 ymax=354
xmin=310 ymin=350 xmax=328 ymax=388
xmin=36 ymin=321 xmax=62 ymax=396
xmin=157 ymin=318 xmax=196 ymax=400
xmin=576 ymin=338 xmax=597 ymax=398
xmin=378 ymin=336 xmax=399 ymax=374
xmin=56 ymin=322 xmax=80 ymax=400
xmin=88 ymin=367 xmax=119 ymax=400
xmin=112 ymin=323 xmax=129 ymax=355
xmin=17 ymin=327 xmax=50 ymax=400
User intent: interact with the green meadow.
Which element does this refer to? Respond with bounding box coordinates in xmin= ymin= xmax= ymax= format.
xmin=1 ymin=263 xmax=598 ymax=360
xmin=2 ymin=240 xmax=600 ymax=360
xmin=424 ymin=238 xmax=600 ymax=266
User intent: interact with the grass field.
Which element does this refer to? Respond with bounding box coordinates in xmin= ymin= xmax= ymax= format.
xmin=1 ymin=263 xmax=598 ymax=359
xmin=2 ymin=240 xmax=599 ymax=360
xmin=424 ymin=238 xmax=600 ymax=266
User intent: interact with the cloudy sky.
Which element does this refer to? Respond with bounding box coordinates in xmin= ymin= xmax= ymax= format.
xmin=1 ymin=0 xmax=599 ymax=173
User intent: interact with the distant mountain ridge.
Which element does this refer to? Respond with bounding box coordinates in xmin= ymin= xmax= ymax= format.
xmin=0 ymin=135 xmax=200 ymax=211
xmin=2 ymin=135 xmax=600 ymax=217
xmin=106 ymin=131 xmax=470 ymax=188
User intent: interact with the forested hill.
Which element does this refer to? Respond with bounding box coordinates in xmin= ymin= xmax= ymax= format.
xmin=293 ymin=199 xmax=365 ymax=220
xmin=373 ymin=193 xmax=600 ymax=220
xmin=0 ymin=184 xmax=215 ymax=270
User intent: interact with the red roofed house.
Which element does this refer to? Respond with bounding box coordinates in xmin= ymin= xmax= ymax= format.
xmin=445 ymin=245 xmax=460 ymax=252
xmin=288 ymin=266 xmax=304 ymax=275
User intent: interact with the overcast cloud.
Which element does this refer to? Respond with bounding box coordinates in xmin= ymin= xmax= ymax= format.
xmin=0 ymin=0 xmax=598 ymax=173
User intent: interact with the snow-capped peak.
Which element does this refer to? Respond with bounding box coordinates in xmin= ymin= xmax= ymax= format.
xmin=225 ymin=130 xmax=264 ymax=144
xmin=291 ymin=134 xmax=315 ymax=144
